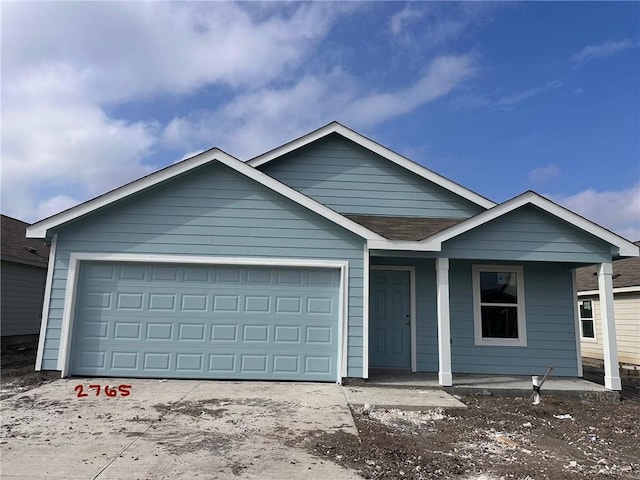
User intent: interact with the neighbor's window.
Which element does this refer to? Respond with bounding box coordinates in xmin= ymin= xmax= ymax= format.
xmin=473 ymin=265 xmax=527 ymax=346
xmin=579 ymin=300 xmax=596 ymax=340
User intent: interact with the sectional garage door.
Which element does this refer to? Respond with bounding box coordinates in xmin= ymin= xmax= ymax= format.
xmin=70 ymin=262 xmax=340 ymax=381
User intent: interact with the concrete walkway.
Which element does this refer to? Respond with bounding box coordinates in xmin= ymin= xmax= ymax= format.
xmin=366 ymin=371 xmax=617 ymax=401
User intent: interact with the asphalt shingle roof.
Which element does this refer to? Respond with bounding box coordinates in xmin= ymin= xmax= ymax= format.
xmin=345 ymin=215 xmax=463 ymax=241
xmin=1 ymin=214 xmax=50 ymax=268
xmin=575 ymin=241 xmax=640 ymax=291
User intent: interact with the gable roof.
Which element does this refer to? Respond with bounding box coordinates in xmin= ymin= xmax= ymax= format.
xmin=26 ymin=148 xmax=386 ymax=241
xmin=422 ymin=191 xmax=638 ymax=256
xmin=248 ymin=122 xmax=496 ymax=210
xmin=1 ymin=214 xmax=50 ymax=267
xmin=368 ymin=191 xmax=639 ymax=257
xmin=575 ymin=241 xmax=640 ymax=291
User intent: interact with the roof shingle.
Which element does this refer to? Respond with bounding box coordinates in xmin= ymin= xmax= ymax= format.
xmin=345 ymin=215 xmax=464 ymax=241
xmin=575 ymin=241 xmax=640 ymax=291
xmin=1 ymin=215 xmax=50 ymax=268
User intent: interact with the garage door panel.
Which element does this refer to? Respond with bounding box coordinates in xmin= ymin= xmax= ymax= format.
xmin=71 ymin=262 xmax=340 ymax=381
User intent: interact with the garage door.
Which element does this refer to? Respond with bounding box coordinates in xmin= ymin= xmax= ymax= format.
xmin=70 ymin=262 xmax=340 ymax=381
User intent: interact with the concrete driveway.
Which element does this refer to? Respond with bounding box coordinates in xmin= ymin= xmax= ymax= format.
xmin=1 ymin=379 xmax=361 ymax=479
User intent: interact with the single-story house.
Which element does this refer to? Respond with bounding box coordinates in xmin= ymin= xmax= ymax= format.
xmin=26 ymin=122 xmax=638 ymax=390
xmin=576 ymin=243 xmax=640 ymax=367
xmin=1 ymin=214 xmax=50 ymax=346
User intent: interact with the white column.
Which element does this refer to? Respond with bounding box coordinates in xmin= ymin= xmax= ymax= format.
xmin=436 ymin=258 xmax=452 ymax=386
xmin=598 ymin=262 xmax=621 ymax=391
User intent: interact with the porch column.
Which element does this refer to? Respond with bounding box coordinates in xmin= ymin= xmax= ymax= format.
xmin=598 ymin=262 xmax=621 ymax=391
xmin=436 ymin=258 xmax=452 ymax=386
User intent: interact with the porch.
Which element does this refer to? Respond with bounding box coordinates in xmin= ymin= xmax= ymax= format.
xmin=362 ymin=369 xmax=618 ymax=401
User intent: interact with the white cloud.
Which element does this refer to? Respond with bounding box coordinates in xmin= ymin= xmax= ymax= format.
xmin=0 ymin=2 xmax=348 ymax=222
xmin=551 ymin=184 xmax=640 ymax=241
xmin=496 ymin=80 xmax=563 ymax=107
xmin=571 ymin=38 xmax=639 ymax=64
xmin=389 ymin=6 xmax=425 ymax=37
xmin=529 ymin=164 xmax=560 ymax=183
xmin=162 ymin=55 xmax=476 ymax=158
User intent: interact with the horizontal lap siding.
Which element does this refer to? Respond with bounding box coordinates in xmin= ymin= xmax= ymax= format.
xmin=580 ymin=293 xmax=640 ymax=365
xmin=449 ymin=260 xmax=579 ymax=376
xmin=260 ymin=135 xmax=483 ymax=218
xmin=42 ymin=163 xmax=365 ymax=376
xmin=441 ymin=206 xmax=612 ymax=263
xmin=1 ymin=261 xmax=47 ymax=336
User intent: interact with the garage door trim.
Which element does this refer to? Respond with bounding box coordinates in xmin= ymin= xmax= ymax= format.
xmin=59 ymin=253 xmax=349 ymax=382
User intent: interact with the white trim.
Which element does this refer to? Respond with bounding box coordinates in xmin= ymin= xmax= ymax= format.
xmin=56 ymin=253 xmax=349 ymax=383
xmin=26 ymin=148 xmax=384 ymax=242
xmin=421 ymin=191 xmax=639 ymax=257
xmin=572 ymin=270 xmax=584 ymax=377
xmin=35 ymin=234 xmax=57 ymax=371
xmin=578 ymin=286 xmax=640 ymax=296
xmin=362 ymin=246 xmax=370 ymax=379
xmin=577 ymin=298 xmax=597 ymax=343
xmin=598 ymin=263 xmax=621 ymax=390
xmin=248 ymin=122 xmax=496 ymax=209
xmin=370 ymin=265 xmax=417 ymax=372
xmin=436 ymin=258 xmax=452 ymax=386
xmin=472 ymin=265 xmax=527 ymax=347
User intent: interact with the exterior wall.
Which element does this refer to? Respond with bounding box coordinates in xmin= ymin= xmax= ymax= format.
xmin=42 ymin=162 xmax=366 ymax=376
xmin=1 ymin=261 xmax=46 ymax=336
xmin=441 ymin=205 xmax=612 ymax=263
xmin=579 ymin=292 xmax=640 ymax=365
xmin=372 ymin=257 xmax=579 ymax=376
xmin=260 ymin=135 xmax=484 ymax=218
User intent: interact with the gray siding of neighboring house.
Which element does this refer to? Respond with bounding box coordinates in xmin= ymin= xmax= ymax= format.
xmin=41 ymin=162 xmax=366 ymax=375
xmin=1 ymin=261 xmax=46 ymax=336
xmin=259 ymin=135 xmax=485 ymax=218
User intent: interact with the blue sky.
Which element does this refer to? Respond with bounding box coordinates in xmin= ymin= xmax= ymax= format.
xmin=2 ymin=2 xmax=639 ymax=239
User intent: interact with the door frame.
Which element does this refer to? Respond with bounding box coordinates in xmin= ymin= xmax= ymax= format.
xmin=369 ymin=266 xmax=417 ymax=372
xmin=58 ymin=252 xmax=348 ymax=383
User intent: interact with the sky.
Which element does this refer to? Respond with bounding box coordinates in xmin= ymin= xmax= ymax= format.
xmin=2 ymin=2 xmax=639 ymax=240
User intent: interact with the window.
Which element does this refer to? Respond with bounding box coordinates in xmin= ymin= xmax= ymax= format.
xmin=579 ymin=299 xmax=596 ymax=341
xmin=473 ymin=265 xmax=527 ymax=346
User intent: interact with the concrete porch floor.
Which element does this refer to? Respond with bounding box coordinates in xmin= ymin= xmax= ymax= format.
xmin=364 ymin=370 xmax=618 ymax=401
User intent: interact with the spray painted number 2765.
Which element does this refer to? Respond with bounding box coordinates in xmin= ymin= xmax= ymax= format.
xmin=74 ymin=384 xmax=132 ymax=398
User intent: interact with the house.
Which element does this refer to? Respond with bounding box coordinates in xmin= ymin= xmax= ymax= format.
xmin=26 ymin=122 xmax=638 ymax=390
xmin=576 ymin=243 xmax=640 ymax=367
xmin=1 ymin=215 xmax=50 ymax=346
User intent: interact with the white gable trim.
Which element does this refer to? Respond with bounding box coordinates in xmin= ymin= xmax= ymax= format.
xmin=248 ymin=122 xmax=496 ymax=210
xmin=578 ymin=286 xmax=640 ymax=296
xmin=418 ymin=191 xmax=639 ymax=257
xmin=26 ymin=148 xmax=385 ymax=241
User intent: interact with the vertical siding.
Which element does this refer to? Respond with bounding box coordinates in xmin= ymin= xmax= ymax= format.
xmin=449 ymin=260 xmax=579 ymax=376
xmin=580 ymin=292 xmax=640 ymax=365
xmin=260 ymin=135 xmax=484 ymax=218
xmin=1 ymin=261 xmax=46 ymax=336
xmin=42 ymin=162 xmax=366 ymax=376
xmin=441 ymin=206 xmax=612 ymax=263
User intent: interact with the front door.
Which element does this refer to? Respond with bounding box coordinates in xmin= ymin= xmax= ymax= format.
xmin=369 ymin=269 xmax=411 ymax=369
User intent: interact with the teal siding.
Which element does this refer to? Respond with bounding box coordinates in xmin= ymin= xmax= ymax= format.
xmin=449 ymin=260 xmax=578 ymax=376
xmin=260 ymin=135 xmax=484 ymax=218
xmin=42 ymin=163 xmax=366 ymax=377
xmin=1 ymin=261 xmax=46 ymax=336
xmin=441 ymin=205 xmax=612 ymax=263
xmin=372 ymin=257 xmax=579 ymax=376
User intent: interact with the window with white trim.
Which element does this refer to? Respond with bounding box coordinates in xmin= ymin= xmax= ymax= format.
xmin=473 ymin=265 xmax=527 ymax=346
xmin=579 ymin=299 xmax=596 ymax=341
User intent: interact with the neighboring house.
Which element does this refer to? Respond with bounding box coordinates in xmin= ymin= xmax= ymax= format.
xmin=576 ymin=243 xmax=640 ymax=366
xmin=26 ymin=123 xmax=638 ymax=390
xmin=1 ymin=215 xmax=50 ymax=346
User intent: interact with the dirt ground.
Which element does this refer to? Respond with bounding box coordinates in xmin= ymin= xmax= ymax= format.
xmin=304 ymin=374 xmax=640 ymax=480
xmin=0 ymin=343 xmax=56 ymax=400
xmin=2 ymin=346 xmax=639 ymax=479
